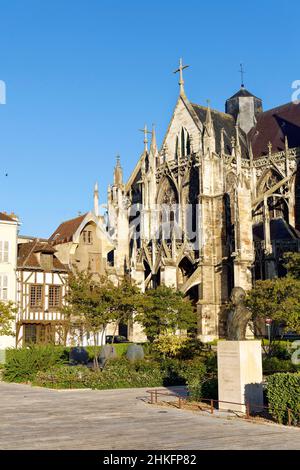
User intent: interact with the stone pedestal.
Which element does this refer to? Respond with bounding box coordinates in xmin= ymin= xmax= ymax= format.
xmin=217 ymin=340 xmax=263 ymax=413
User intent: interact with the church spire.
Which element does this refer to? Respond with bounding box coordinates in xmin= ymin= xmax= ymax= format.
xmin=114 ymin=155 xmax=123 ymax=186
xmin=205 ymin=99 xmax=213 ymax=134
xmin=93 ymin=181 xmax=99 ymax=217
xmin=150 ymin=124 xmax=158 ymax=155
xmin=139 ymin=124 xmax=151 ymax=153
xmin=173 ymin=58 xmax=189 ymax=96
xmin=203 ymin=100 xmax=215 ymax=155
xmin=235 ymin=125 xmax=241 ymax=175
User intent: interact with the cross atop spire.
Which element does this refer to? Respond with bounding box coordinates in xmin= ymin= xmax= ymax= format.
xmin=139 ymin=124 xmax=152 ymax=152
xmin=174 ymin=58 xmax=189 ymax=96
xmin=239 ymin=63 xmax=245 ymax=88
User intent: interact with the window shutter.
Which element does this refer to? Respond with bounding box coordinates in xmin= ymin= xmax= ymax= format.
xmin=4 ymin=241 xmax=9 ymax=262
xmin=0 ymin=274 xmax=8 ymax=300
xmin=0 ymin=241 xmax=9 ymax=262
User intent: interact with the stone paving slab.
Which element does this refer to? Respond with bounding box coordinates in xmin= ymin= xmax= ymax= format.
xmin=0 ymin=382 xmax=299 ymax=450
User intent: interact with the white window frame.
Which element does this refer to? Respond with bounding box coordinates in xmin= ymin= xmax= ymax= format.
xmin=0 ymin=274 xmax=8 ymax=300
xmin=0 ymin=241 xmax=9 ymax=263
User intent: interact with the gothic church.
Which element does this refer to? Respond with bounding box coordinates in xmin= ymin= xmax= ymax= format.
xmin=106 ymin=60 xmax=300 ymax=342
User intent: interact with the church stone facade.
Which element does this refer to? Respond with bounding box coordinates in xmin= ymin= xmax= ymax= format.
xmin=106 ymin=63 xmax=300 ymax=342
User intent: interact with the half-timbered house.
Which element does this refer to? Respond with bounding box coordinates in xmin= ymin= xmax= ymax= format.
xmin=16 ymin=240 xmax=69 ymax=346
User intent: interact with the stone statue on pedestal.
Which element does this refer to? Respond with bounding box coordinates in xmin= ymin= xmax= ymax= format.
xmin=227 ymin=286 xmax=252 ymax=340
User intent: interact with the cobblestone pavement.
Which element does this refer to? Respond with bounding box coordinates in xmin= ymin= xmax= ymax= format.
xmin=0 ymin=382 xmax=299 ymax=450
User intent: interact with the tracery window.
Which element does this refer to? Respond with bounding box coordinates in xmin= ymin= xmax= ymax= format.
xmin=175 ymin=128 xmax=191 ymax=159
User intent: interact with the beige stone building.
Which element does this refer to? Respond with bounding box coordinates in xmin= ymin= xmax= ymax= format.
xmin=48 ymin=188 xmax=132 ymax=344
xmin=105 ymin=60 xmax=300 ymax=342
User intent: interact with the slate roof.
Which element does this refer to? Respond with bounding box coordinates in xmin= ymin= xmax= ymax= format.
xmin=49 ymin=213 xmax=88 ymax=245
xmin=227 ymin=86 xmax=261 ymax=101
xmin=248 ymin=101 xmax=300 ymax=158
xmin=191 ymin=103 xmax=248 ymax=157
xmin=17 ymin=240 xmax=68 ymax=271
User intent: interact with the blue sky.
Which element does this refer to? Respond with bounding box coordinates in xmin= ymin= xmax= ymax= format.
xmin=0 ymin=0 xmax=300 ymax=237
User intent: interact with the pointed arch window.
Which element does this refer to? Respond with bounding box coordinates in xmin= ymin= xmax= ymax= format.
xmin=175 ymin=128 xmax=191 ymax=159
xmin=186 ymin=133 xmax=191 ymax=156
xmin=181 ymin=128 xmax=185 ymax=157
xmin=175 ymin=136 xmax=179 ymax=161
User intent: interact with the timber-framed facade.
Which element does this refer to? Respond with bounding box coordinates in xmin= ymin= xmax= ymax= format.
xmin=16 ymin=241 xmax=69 ymax=346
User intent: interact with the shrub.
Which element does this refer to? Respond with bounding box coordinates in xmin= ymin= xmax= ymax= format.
xmin=34 ymin=359 xmax=164 ymax=389
xmin=175 ymin=338 xmax=205 ymax=360
xmin=261 ymin=340 xmax=294 ymax=359
xmin=179 ymin=358 xmax=207 ymax=401
xmin=201 ymin=377 xmax=218 ymax=400
xmin=153 ymin=333 xmax=188 ymax=358
xmin=266 ymin=373 xmax=300 ymax=425
xmin=3 ymin=345 xmax=65 ymax=383
xmin=263 ymin=357 xmax=300 ymax=374
xmin=202 ymin=352 xmax=217 ymax=373
xmin=160 ymin=358 xmax=186 ymax=386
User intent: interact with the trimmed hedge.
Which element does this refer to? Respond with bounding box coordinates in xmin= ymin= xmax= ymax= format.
xmin=266 ymin=373 xmax=300 ymax=425
xmin=263 ymin=357 xmax=300 ymax=374
xmin=85 ymin=343 xmax=131 ymax=360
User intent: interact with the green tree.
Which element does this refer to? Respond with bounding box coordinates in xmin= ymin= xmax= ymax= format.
xmin=283 ymin=252 xmax=300 ymax=280
xmin=136 ymin=285 xmax=196 ymax=342
xmin=246 ymin=277 xmax=300 ymax=335
xmin=64 ymin=270 xmax=113 ymax=368
xmin=106 ymin=278 xmax=143 ymax=343
xmin=0 ymin=300 xmax=17 ymax=337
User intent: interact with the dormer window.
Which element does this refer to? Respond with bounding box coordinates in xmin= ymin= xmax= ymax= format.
xmin=40 ymin=253 xmax=53 ymax=271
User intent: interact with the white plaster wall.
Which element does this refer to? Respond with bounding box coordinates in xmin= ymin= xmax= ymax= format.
xmin=0 ymin=220 xmax=18 ymax=349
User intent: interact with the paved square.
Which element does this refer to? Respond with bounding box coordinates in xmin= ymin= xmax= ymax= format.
xmin=0 ymin=382 xmax=299 ymax=449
